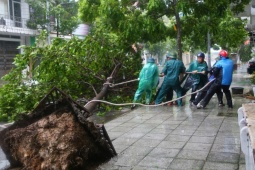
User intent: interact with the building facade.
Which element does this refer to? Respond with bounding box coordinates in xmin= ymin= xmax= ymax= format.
xmin=0 ymin=0 xmax=38 ymax=77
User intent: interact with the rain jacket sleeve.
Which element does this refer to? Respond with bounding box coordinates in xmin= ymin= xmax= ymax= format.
xmin=152 ymin=66 xmax=159 ymax=88
xmin=200 ymin=62 xmax=208 ymax=72
xmin=186 ymin=61 xmax=195 ymax=72
xmin=198 ymin=61 xmax=208 ymax=86
xmin=139 ymin=66 xmax=145 ymax=80
xmin=161 ymin=63 xmax=168 ymax=75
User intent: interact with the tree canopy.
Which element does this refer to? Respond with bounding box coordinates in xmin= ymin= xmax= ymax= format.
xmin=26 ymin=0 xmax=79 ymax=36
xmin=181 ymin=0 xmax=249 ymax=52
xmin=79 ymin=0 xmax=250 ymax=59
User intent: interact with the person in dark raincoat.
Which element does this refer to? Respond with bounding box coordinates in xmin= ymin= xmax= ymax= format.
xmin=182 ymin=52 xmax=208 ymax=103
xmin=155 ymin=53 xmax=186 ymax=106
xmin=195 ymin=50 xmax=234 ymax=109
xmin=131 ymin=58 xmax=159 ymax=109
xmin=154 ymin=54 xmax=174 ymax=105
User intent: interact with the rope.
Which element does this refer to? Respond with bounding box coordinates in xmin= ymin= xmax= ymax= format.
xmin=85 ymin=78 xmax=215 ymax=107
xmin=0 ymin=122 xmax=13 ymax=129
xmin=185 ymin=72 xmax=205 ymax=74
xmin=104 ymin=78 xmax=139 ymax=87
xmin=1 ymin=78 xmax=215 ymax=129
xmin=104 ymin=72 xmax=205 ymax=87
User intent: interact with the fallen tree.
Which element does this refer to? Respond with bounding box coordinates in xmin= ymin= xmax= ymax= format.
xmin=0 ymin=87 xmax=116 ymax=169
xmin=84 ymin=63 xmax=121 ymax=113
xmin=0 ymin=34 xmax=137 ymax=169
xmin=0 ymin=33 xmax=142 ymax=122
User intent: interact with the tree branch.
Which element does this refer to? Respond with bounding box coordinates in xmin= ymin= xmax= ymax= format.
xmin=81 ymin=81 xmax=98 ymax=96
xmin=84 ymin=63 xmax=122 ymax=113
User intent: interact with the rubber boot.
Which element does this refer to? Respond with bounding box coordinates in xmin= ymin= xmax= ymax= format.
xmin=227 ymin=100 xmax=233 ymax=108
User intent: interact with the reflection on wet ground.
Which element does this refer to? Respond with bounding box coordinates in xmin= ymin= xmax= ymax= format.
xmin=97 ymin=64 xmax=252 ymax=170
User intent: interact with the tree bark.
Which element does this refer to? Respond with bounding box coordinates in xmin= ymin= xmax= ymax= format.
xmin=173 ymin=0 xmax=183 ymax=61
xmin=84 ymin=63 xmax=121 ymax=112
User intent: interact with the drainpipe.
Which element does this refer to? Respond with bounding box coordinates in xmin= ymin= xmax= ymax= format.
xmin=46 ymin=0 xmax=50 ymax=44
xmin=251 ymin=0 xmax=255 ymax=27
xmin=7 ymin=0 xmax=10 ymax=20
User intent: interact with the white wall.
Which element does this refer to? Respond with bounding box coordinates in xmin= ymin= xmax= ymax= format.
xmin=0 ymin=0 xmax=9 ymax=16
xmin=21 ymin=0 xmax=30 ymax=19
xmin=204 ymin=48 xmax=222 ymax=67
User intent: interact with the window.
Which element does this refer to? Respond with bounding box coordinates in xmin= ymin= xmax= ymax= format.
xmin=9 ymin=0 xmax=22 ymax=27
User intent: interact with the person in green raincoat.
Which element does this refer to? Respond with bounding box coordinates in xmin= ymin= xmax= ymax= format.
xmin=154 ymin=54 xmax=174 ymax=104
xmin=155 ymin=53 xmax=186 ymax=106
xmin=182 ymin=52 xmax=208 ymax=103
xmin=131 ymin=58 xmax=159 ymax=109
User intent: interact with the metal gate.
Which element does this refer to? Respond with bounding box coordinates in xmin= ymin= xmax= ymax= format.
xmin=0 ymin=41 xmax=20 ymax=78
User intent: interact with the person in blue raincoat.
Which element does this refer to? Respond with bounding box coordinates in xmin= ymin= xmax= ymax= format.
xmin=196 ymin=50 xmax=234 ymax=109
xmin=131 ymin=58 xmax=159 ymax=109
xmin=155 ymin=53 xmax=186 ymax=106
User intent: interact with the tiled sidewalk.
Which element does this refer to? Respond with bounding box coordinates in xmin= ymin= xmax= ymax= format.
xmin=0 ymin=64 xmax=252 ymax=170
xmin=99 ymin=96 xmax=249 ymax=170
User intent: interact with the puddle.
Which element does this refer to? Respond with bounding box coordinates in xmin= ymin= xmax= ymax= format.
xmin=217 ymin=109 xmax=236 ymax=117
xmin=217 ymin=112 xmax=236 ymax=117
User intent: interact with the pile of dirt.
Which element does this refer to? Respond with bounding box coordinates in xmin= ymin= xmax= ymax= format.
xmin=0 ymin=87 xmax=116 ymax=170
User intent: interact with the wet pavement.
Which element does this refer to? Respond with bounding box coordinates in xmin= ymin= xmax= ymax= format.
xmin=98 ymin=64 xmax=252 ymax=170
xmin=0 ymin=64 xmax=253 ymax=170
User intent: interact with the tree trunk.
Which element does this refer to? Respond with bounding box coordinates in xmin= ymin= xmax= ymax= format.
xmin=174 ymin=0 xmax=182 ymax=61
xmin=85 ymin=63 xmax=121 ymax=112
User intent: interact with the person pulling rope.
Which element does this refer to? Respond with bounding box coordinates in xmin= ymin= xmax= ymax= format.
xmin=1 ymin=77 xmax=214 ymax=129
xmin=85 ymin=78 xmax=215 ymax=108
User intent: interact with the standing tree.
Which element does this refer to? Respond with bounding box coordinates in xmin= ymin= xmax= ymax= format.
xmin=26 ymin=0 xmax=79 ymax=36
xmin=180 ymin=0 xmax=249 ymax=51
xmin=239 ymin=44 xmax=252 ymax=62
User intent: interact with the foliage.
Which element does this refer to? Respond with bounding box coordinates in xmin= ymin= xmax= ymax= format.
xmin=25 ymin=0 xmax=79 ymax=36
xmin=26 ymin=2 xmax=48 ymax=29
xmin=239 ymin=44 xmax=252 ymax=62
xmin=52 ymin=2 xmax=80 ymax=35
xmin=79 ymin=0 xmax=250 ymax=59
xmin=79 ymin=0 xmax=169 ymax=45
xmin=181 ymin=1 xmax=249 ymax=52
xmin=215 ymin=10 xmax=247 ymax=49
xmin=0 ymin=29 xmax=142 ymax=121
